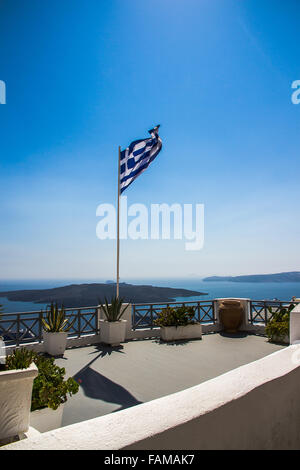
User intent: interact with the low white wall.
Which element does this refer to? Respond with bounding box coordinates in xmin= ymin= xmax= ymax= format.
xmin=2 ymin=334 xmax=103 ymax=357
xmin=3 ymin=345 xmax=300 ymax=450
xmin=290 ymin=303 xmax=300 ymax=345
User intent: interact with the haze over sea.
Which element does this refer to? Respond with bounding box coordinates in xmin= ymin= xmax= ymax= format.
xmin=0 ymin=279 xmax=300 ymax=313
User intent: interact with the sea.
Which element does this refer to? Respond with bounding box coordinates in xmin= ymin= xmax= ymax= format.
xmin=0 ymin=278 xmax=300 ymax=313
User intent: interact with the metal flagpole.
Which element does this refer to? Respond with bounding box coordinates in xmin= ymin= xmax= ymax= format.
xmin=116 ymin=146 xmax=121 ymax=298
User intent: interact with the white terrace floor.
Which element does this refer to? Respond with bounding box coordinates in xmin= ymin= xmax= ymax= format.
xmin=56 ymin=332 xmax=286 ymax=428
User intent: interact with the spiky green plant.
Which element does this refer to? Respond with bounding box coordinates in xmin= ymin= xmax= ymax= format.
xmin=42 ymin=303 xmax=76 ymax=333
xmin=99 ymin=296 xmax=128 ymax=322
xmin=6 ymin=348 xmax=36 ymax=370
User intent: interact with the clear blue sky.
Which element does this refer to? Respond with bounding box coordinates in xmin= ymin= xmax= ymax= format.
xmin=0 ymin=0 xmax=300 ymax=280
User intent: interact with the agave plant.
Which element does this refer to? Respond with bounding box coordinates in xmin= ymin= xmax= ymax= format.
xmin=6 ymin=348 xmax=36 ymax=370
xmin=99 ymin=296 xmax=128 ymax=322
xmin=42 ymin=303 xmax=75 ymax=333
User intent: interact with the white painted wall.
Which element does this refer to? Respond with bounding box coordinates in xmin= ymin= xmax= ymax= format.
xmin=290 ymin=303 xmax=300 ymax=344
xmin=3 ymin=345 xmax=300 ymax=450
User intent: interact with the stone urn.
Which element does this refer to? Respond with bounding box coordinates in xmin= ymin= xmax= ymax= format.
xmin=219 ymin=300 xmax=244 ymax=333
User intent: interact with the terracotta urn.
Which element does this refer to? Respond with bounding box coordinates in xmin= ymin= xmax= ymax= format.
xmin=219 ymin=300 xmax=244 ymax=333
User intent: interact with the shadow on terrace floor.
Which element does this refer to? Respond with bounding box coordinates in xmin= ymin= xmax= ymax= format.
xmin=73 ymin=343 xmax=142 ymax=412
xmin=219 ymin=331 xmax=248 ymax=339
xmin=74 ymin=367 xmax=142 ymax=412
xmin=87 ymin=343 xmax=126 ymax=358
xmin=153 ymin=338 xmax=190 ymax=346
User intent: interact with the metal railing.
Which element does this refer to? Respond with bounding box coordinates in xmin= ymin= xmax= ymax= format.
xmin=132 ymin=300 xmax=216 ymax=330
xmin=249 ymin=300 xmax=299 ymax=325
xmin=0 ymin=306 xmax=99 ymax=347
xmin=1 ymin=298 xmax=299 ymax=347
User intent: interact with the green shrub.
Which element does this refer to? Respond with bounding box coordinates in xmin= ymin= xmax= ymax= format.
xmin=31 ymin=355 xmax=79 ymax=411
xmin=265 ymin=320 xmax=289 ymax=342
xmin=265 ymin=303 xmax=294 ymax=342
xmin=154 ymin=306 xmax=197 ymax=327
xmin=5 ymin=349 xmax=79 ymax=411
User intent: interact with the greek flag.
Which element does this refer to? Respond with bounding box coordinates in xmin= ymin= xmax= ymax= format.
xmin=120 ymin=125 xmax=162 ymax=193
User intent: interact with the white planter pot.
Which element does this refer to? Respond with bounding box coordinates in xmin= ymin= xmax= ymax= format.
xmin=160 ymin=324 xmax=203 ymax=342
xmin=0 ymin=363 xmax=38 ymax=442
xmin=270 ymin=334 xmax=289 ymax=345
xmin=30 ymin=403 xmax=64 ymax=433
xmin=99 ymin=320 xmax=127 ymax=346
xmin=43 ymin=331 xmax=68 ymax=356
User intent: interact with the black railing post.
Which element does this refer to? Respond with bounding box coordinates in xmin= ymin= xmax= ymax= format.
xmin=77 ymin=309 xmax=81 ymax=337
xmin=132 ymin=305 xmax=135 ymax=331
xmin=197 ymin=302 xmax=200 ymax=322
xmin=264 ymin=302 xmax=268 ymax=325
xmin=39 ymin=311 xmax=43 ymax=343
xmin=16 ymin=314 xmax=20 ymax=347
xmin=150 ymin=304 xmax=153 ymax=330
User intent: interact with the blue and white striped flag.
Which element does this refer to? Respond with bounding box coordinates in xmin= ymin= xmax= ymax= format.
xmin=120 ymin=125 xmax=162 ymax=194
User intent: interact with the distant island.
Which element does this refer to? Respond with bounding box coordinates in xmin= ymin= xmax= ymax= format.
xmin=203 ymin=271 xmax=300 ymax=283
xmin=0 ymin=283 xmax=207 ymax=308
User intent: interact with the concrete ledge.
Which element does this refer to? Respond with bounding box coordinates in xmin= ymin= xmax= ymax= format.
xmin=3 ymin=325 xmax=221 ymax=352
xmin=243 ymin=323 xmax=266 ymax=335
xmin=127 ymin=323 xmax=219 ymax=340
xmin=3 ymin=345 xmax=300 ymax=450
xmin=127 ymin=328 xmax=160 ymax=339
xmin=0 ymin=363 xmax=38 ymax=383
xmin=2 ymin=334 xmax=103 ymax=356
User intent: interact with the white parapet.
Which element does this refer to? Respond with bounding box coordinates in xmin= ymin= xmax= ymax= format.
xmin=3 ymin=345 xmax=300 ymax=450
xmin=290 ymin=303 xmax=300 ymax=345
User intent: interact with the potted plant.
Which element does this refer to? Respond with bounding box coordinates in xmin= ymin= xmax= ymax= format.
xmin=265 ymin=304 xmax=293 ymax=344
xmin=30 ymin=354 xmax=79 ymax=433
xmin=0 ymin=349 xmax=38 ymax=443
xmin=154 ymin=306 xmax=202 ymax=342
xmin=42 ymin=303 xmax=75 ymax=356
xmin=99 ymin=297 xmax=128 ymax=346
